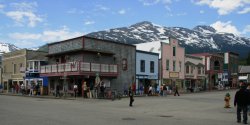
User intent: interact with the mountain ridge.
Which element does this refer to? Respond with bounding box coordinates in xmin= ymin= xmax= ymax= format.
xmin=86 ymin=21 xmax=250 ymax=58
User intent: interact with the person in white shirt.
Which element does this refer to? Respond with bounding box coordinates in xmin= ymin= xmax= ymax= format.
xmin=73 ymin=84 xmax=78 ymax=98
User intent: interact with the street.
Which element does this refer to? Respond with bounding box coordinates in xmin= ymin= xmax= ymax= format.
xmin=0 ymin=90 xmax=241 ymax=125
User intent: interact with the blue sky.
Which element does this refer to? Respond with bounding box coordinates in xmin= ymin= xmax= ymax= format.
xmin=0 ymin=0 xmax=250 ymax=48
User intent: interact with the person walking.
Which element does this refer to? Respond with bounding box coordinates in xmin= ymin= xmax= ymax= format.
xmin=56 ymin=85 xmax=60 ymax=98
xmin=174 ymin=84 xmax=180 ymax=96
xmin=129 ymin=86 xmax=134 ymax=107
xmin=73 ymin=84 xmax=78 ymax=98
xmin=234 ymin=82 xmax=250 ymax=124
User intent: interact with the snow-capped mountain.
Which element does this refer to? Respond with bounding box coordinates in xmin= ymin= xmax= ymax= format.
xmin=0 ymin=43 xmax=19 ymax=54
xmin=87 ymin=21 xmax=250 ymax=58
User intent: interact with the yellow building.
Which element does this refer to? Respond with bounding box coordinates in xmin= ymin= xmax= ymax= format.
xmin=1 ymin=49 xmax=47 ymax=93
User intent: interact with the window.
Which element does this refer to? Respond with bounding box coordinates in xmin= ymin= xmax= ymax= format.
xmin=191 ymin=66 xmax=194 ymax=74
xmin=179 ymin=61 xmax=182 ymax=72
xmin=186 ymin=65 xmax=189 ymax=74
xmin=34 ymin=61 xmax=39 ymax=70
xmin=198 ymin=67 xmax=201 ymax=74
xmin=140 ymin=60 xmax=145 ymax=72
xmin=173 ymin=46 xmax=176 ymax=56
xmin=173 ymin=60 xmax=176 ymax=71
xmin=166 ymin=59 xmax=169 ymax=70
xmin=13 ymin=64 xmax=16 ymax=74
xmin=150 ymin=61 xmax=154 ymax=73
xmin=122 ymin=58 xmax=127 ymax=71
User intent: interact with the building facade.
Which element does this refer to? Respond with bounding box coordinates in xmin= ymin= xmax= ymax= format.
xmin=40 ymin=36 xmax=136 ymax=96
xmin=136 ymin=37 xmax=185 ymax=91
xmin=192 ymin=53 xmax=224 ymax=90
xmin=218 ymin=52 xmax=239 ymax=88
xmin=2 ymin=49 xmax=47 ymax=93
xmin=136 ymin=50 xmax=159 ymax=94
xmin=161 ymin=38 xmax=185 ymax=90
xmin=238 ymin=66 xmax=250 ymax=84
xmin=184 ymin=54 xmax=206 ymax=92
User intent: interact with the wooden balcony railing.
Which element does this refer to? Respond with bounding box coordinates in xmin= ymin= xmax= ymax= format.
xmin=40 ymin=62 xmax=118 ymax=74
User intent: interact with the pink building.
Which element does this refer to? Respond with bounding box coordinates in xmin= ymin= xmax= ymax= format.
xmin=161 ymin=38 xmax=185 ymax=88
xmin=136 ymin=37 xmax=185 ymax=90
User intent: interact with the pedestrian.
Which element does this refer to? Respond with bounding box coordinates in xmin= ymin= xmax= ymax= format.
xmin=21 ymin=84 xmax=25 ymax=95
xmin=29 ymin=84 xmax=34 ymax=96
xmin=73 ymin=84 xmax=78 ymax=98
xmin=247 ymin=84 xmax=250 ymax=116
xmin=234 ymin=82 xmax=250 ymax=124
xmin=174 ymin=84 xmax=180 ymax=96
xmin=148 ymin=85 xmax=152 ymax=96
xmin=56 ymin=84 xmax=60 ymax=98
xmin=100 ymin=82 xmax=105 ymax=98
xmin=139 ymin=83 xmax=144 ymax=96
xmin=129 ymin=86 xmax=134 ymax=107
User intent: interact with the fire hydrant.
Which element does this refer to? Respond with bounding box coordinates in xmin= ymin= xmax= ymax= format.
xmin=224 ymin=93 xmax=231 ymax=108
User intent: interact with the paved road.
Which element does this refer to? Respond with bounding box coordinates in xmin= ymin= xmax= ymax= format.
xmin=0 ymin=90 xmax=243 ymax=125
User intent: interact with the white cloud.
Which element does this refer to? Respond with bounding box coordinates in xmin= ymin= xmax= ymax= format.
xmin=238 ymin=7 xmax=250 ymax=14
xmin=243 ymin=25 xmax=250 ymax=34
xmin=95 ymin=5 xmax=110 ymax=11
xmin=67 ymin=8 xmax=77 ymax=14
xmin=84 ymin=21 xmax=95 ymax=25
xmin=0 ymin=4 xmax=5 ymax=9
xmin=193 ymin=0 xmax=250 ymax=15
xmin=5 ymin=2 xmax=43 ymax=27
xmin=139 ymin=0 xmax=172 ymax=11
xmin=210 ymin=21 xmax=241 ymax=35
xmin=6 ymin=11 xmax=43 ymax=27
xmin=139 ymin=0 xmax=161 ymax=6
xmin=11 ymin=2 xmax=37 ymax=11
xmin=118 ymin=9 xmax=126 ymax=15
xmin=9 ymin=26 xmax=82 ymax=43
xmin=9 ymin=33 xmax=41 ymax=40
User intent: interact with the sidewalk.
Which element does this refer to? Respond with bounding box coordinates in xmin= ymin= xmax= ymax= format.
xmin=0 ymin=92 xmax=80 ymax=100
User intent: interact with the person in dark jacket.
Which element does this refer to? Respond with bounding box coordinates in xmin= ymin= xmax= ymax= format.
xmin=234 ymin=82 xmax=250 ymax=124
xmin=128 ymin=86 xmax=134 ymax=107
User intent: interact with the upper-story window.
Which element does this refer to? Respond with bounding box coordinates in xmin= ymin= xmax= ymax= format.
xmin=173 ymin=46 xmax=176 ymax=57
xmin=122 ymin=58 xmax=127 ymax=71
xmin=198 ymin=67 xmax=201 ymax=74
xmin=140 ymin=60 xmax=145 ymax=72
xmin=191 ymin=66 xmax=194 ymax=74
xmin=13 ymin=64 xmax=16 ymax=74
xmin=166 ymin=59 xmax=169 ymax=71
xmin=214 ymin=61 xmax=220 ymax=70
xmin=150 ymin=61 xmax=154 ymax=73
xmin=173 ymin=60 xmax=176 ymax=71
xmin=186 ymin=65 xmax=189 ymax=74
xmin=179 ymin=61 xmax=182 ymax=72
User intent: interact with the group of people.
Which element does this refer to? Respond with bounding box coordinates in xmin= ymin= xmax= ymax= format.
xmin=67 ymin=81 xmax=106 ymax=99
xmin=10 ymin=83 xmax=40 ymax=96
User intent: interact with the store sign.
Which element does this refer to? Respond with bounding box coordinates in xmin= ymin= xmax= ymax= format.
xmin=169 ymin=72 xmax=179 ymax=78
xmin=185 ymin=75 xmax=194 ymax=78
xmin=148 ymin=75 xmax=158 ymax=79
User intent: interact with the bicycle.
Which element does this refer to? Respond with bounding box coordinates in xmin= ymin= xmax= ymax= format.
xmin=111 ymin=90 xmax=122 ymax=101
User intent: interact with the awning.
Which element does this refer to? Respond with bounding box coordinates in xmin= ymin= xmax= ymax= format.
xmin=239 ymin=76 xmax=248 ymax=80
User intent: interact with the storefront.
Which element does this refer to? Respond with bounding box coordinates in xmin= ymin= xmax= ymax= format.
xmin=24 ymin=77 xmax=48 ymax=95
